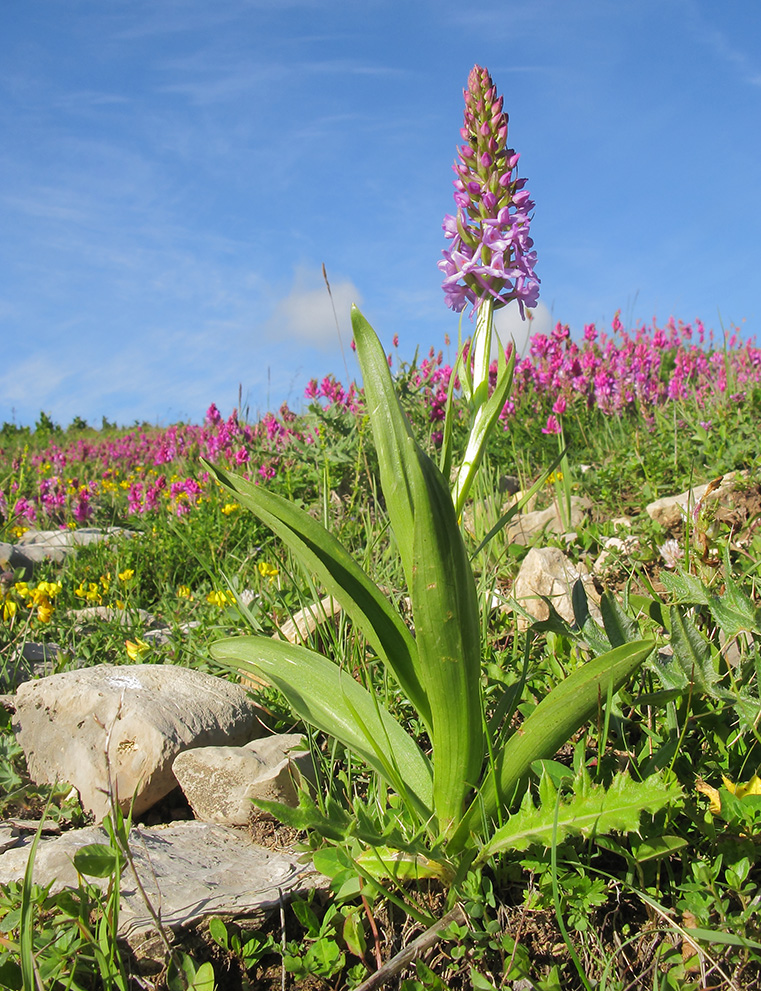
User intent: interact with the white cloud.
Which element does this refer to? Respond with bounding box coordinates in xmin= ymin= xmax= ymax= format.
xmin=267 ymin=268 xmax=362 ymax=352
xmin=493 ymin=299 xmax=552 ymax=356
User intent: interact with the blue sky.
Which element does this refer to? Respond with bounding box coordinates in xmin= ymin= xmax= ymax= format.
xmin=2 ymin=0 xmax=759 ymax=428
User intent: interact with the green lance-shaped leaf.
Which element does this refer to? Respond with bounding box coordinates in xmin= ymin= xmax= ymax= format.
xmin=211 ymin=636 xmax=433 ymax=821
xmin=480 ymin=769 xmax=682 ymax=857
xmin=449 ymin=639 xmax=655 ymax=851
xmin=410 ymin=442 xmax=484 ymax=834
xmin=205 ymin=460 xmax=430 ymax=732
xmin=350 ymin=305 xmax=419 ymax=591
xmin=352 ymin=306 xmax=484 ymax=835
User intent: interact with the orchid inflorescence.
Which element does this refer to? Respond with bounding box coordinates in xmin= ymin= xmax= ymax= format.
xmin=439 ymin=65 xmax=539 ymax=317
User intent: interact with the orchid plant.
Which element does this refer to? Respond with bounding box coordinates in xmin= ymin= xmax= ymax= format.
xmin=207 ymin=67 xmax=678 ymax=888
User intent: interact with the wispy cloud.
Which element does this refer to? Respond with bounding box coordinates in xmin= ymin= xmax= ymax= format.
xmin=266 ymin=267 xmax=362 ymax=351
xmin=684 ymin=0 xmax=761 ymax=87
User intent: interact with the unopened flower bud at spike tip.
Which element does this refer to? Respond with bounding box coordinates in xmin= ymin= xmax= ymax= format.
xmin=438 ymin=65 xmax=539 ymax=318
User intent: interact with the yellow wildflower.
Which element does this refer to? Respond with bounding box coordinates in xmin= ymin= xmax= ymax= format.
xmin=36 ymin=599 xmax=54 ymax=623
xmin=118 ymin=569 xmax=135 ymax=582
xmin=35 ymin=581 xmax=62 ymax=599
xmin=75 ymin=582 xmax=102 ymax=603
xmin=100 ymin=574 xmax=111 ymax=593
xmin=207 ymin=590 xmax=235 ymax=607
xmin=177 ymin=585 xmax=194 ymax=600
xmin=125 ymin=639 xmax=151 ymax=661
xmin=258 ymin=561 xmax=278 ymax=582
xmin=697 ymin=774 xmax=761 ymax=816
xmin=9 ymin=525 xmax=29 ymax=539
xmin=723 ymin=773 xmax=761 ymax=799
xmin=1 ymin=597 xmax=17 ymax=621
xmin=696 ymin=779 xmax=722 ymax=815
xmin=221 ymin=502 xmax=240 ymax=515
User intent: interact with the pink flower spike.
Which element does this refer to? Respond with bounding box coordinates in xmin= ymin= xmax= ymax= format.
xmin=542 ymin=415 xmax=562 ymax=435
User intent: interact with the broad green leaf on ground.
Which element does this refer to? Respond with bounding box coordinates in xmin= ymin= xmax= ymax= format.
xmin=211 ymin=635 xmax=433 ymax=821
xmin=73 ymin=844 xmax=121 ymax=879
xmin=450 ymin=640 xmax=655 ymax=850
xmin=204 ymin=460 xmax=429 ymax=731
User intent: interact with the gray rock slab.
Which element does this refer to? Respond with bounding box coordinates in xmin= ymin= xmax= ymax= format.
xmin=173 ymin=733 xmax=313 ymax=826
xmin=13 ymin=664 xmax=264 ymax=820
xmin=0 ymin=821 xmax=321 ymax=939
xmin=4 ymin=528 xmax=136 ymax=577
xmin=0 ymin=642 xmax=64 ymax=690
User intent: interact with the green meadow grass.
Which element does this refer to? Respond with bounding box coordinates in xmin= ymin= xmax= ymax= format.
xmin=2 ymin=350 xmax=761 ymax=990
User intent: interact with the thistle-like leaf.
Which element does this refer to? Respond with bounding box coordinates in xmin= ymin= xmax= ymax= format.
xmin=480 ymin=770 xmax=682 ymax=857
xmin=669 ymin=605 xmax=719 ymax=693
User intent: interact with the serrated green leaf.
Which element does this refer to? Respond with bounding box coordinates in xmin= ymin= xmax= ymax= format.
xmin=481 ymin=772 xmax=681 ymax=857
xmin=600 ymin=590 xmax=640 ymax=647
xmin=659 ymin=571 xmax=711 ymax=606
xmin=710 ymin=584 xmax=759 ymax=637
xmin=659 ymin=570 xmax=711 ymax=605
xmin=669 ymin=605 xmax=718 ymax=693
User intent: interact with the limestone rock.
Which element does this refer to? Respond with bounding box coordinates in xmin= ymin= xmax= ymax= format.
xmin=0 ymin=641 xmax=64 ymax=690
xmin=511 ymin=546 xmax=601 ymax=630
xmin=592 ymin=534 xmax=640 ymax=576
xmin=645 ymin=472 xmax=744 ymax=529
xmin=68 ymin=605 xmax=158 ymax=627
xmin=173 ymin=733 xmax=313 ymax=826
xmin=0 ymin=821 xmax=322 ymax=940
xmin=3 ymin=527 xmax=136 ymax=577
xmin=504 ymin=496 xmax=591 ymax=547
xmin=12 ymin=664 xmax=263 ymax=820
